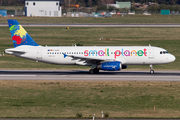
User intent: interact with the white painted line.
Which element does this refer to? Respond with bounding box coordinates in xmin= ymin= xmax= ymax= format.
xmin=0 ymin=75 xmax=37 ymax=77
xmin=63 ymin=75 xmax=179 ymax=78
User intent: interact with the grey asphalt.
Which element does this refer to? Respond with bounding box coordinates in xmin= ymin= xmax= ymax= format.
xmin=0 ymin=118 xmax=180 ymax=120
xmin=2 ymin=23 xmax=180 ymax=27
xmin=0 ymin=70 xmax=179 ymax=81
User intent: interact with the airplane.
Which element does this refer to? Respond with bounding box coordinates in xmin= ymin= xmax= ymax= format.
xmin=4 ymin=19 xmax=176 ymax=74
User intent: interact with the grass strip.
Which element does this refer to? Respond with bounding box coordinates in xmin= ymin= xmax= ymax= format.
xmin=1 ymin=15 xmax=180 ymax=24
xmin=0 ymin=80 xmax=180 ymax=118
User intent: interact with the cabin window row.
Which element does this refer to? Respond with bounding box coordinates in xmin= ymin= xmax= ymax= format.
xmin=47 ymin=52 xmax=84 ymax=54
xmin=47 ymin=52 xmax=148 ymax=55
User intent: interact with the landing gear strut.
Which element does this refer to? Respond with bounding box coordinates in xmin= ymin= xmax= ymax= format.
xmin=89 ymin=67 xmax=99 ymax=74
xmin=150 ymin=64 xmax=154 ymax=74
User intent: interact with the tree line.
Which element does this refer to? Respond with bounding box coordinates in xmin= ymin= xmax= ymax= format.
xmin=1 ymin=0 xmax=180 ymax=9
xmin=66 ymin=0 xmax=180 ymax=6
xmin=0 ymin=0 xmax=24 ymax=6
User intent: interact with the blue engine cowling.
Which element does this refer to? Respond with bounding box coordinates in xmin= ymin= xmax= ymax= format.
xmin=97 ymin=61 xmax=121 ymax=71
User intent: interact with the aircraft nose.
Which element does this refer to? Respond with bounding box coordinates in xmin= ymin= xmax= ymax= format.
xmin=170 ymin=54 xmax=176 ymax=62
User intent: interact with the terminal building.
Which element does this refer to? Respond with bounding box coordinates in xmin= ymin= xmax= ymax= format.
xmin=25 ymin=0 xmax=62 ymax=17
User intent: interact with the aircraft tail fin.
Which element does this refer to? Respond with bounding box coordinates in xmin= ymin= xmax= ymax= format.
xmin=7 ymin=19 xmax=39 ymax=48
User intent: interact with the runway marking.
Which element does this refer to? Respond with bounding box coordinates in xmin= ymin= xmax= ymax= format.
xmin=57 ymin=75 xmax=179 ymax=78
xmin=0 ymin=75 xmax=37 ymax=77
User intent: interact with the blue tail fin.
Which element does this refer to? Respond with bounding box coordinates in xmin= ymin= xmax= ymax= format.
xmin=7 ymin=19 xmax=39 ymax=48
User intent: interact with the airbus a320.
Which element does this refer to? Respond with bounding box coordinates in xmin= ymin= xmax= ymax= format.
xmin=5 ymin=20 xmax=176 ymax=74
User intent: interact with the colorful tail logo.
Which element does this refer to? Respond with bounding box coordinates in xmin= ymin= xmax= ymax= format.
xmin=7 ymin=19 xmax=39 ymax=48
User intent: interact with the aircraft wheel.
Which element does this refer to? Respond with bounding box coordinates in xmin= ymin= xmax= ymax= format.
xmin=89 ymin=69 xmax=94 ymax=74
xmin=93 ymin=69 xmax=99 ymax=74
xmin=89 ymin=68 xmax=99 ymax=74
xmin=150 ymin=70 xmax=154 ymax=74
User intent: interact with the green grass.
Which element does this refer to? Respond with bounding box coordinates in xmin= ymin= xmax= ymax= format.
xmin=0 ymin=27 xmax=179 ymax=70
xmin=1 ymin=15 xmax=180 ymax=24
xmin=1 ymin=80 xmax=180 ymax=118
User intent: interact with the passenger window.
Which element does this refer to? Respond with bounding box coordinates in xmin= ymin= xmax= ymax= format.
xmin=160 ymin=51 xmax=162 ymax=54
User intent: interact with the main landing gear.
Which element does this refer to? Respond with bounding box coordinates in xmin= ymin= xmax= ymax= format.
xmin=89 ymin=67 xmax=99 ymax=74
xmin=150 ymin=64 xmax=154 ymax=74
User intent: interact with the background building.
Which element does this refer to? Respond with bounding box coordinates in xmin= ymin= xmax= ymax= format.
xmin=25 ymin=0 xmax=62 ymax=17
xmin=116 ymin=1 xmax=131 ymax=9
xmin=107 ymin=4 xmax=119 ymax=9
xmin=0 ymin=10 xmax=7 ymax=17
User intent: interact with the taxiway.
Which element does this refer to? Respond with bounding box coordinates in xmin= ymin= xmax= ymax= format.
xmin=0 ymin=70 xmax=179 ymax=81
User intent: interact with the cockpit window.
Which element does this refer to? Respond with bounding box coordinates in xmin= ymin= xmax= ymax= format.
xmin=160 ymin=51 xmax=169 ymax=54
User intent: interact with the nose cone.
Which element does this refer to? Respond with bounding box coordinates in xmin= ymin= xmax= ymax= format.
xmin=170 ymin=54 xmax=176 ymax=62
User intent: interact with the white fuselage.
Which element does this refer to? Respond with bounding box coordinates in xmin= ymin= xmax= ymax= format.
xmin=5 ymin=45 xmax=176 ymax=66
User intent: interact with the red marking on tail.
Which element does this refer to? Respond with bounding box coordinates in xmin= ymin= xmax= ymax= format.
xmin=12 ymin=35 xmax=22 ymax=44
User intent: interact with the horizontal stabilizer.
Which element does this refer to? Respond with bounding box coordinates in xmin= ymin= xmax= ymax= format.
xmin=5 ymin=48 xmax=26 ymax=54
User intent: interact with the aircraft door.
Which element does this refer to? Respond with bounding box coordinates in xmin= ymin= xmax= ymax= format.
xmin=149 ymin=48 xmax=154 ymax=59
xmin=37 ymin=48 xmax=42 ymax=61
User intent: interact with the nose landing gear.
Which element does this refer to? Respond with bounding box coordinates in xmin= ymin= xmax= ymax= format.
xmin=150 ymin=64 xmax=154 ymax=74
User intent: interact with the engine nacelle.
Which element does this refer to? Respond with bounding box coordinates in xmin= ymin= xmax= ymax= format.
xmin=97 ymin=61 xmax=121 ymax=71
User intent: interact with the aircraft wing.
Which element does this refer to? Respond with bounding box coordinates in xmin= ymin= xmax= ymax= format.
xmin=62 ymin=53 xmax=126 ymax=65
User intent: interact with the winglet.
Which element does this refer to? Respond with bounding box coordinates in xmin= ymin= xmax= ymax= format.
xmin=62 ymin=53 xmax=68 ymax=58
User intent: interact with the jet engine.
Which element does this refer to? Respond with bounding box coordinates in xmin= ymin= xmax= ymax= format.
xmin=97 ymin=61 xmax=121 ymax=71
